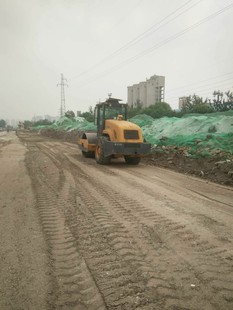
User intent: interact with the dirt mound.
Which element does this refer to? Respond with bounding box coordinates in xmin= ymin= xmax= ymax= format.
xmin=144 ymin=146 xmax=233 ymax=186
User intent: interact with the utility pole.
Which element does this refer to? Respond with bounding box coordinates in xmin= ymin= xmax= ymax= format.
xmin=57 ymin=73 xmax=68 ymax=117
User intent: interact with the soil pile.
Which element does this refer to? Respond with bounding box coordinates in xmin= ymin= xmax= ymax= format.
xmin=144 ymin=146 xmax=233 ymax=186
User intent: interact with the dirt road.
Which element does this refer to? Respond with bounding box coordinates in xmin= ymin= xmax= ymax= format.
xmin=1 ymin=131 xmax=233 ymax=310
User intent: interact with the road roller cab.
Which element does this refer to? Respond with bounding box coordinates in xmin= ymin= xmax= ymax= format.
xmin=78 ymin=97 xmax=151 ymax=165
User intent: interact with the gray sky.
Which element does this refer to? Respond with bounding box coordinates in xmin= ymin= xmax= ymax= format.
xmin=1 ymin=0 xmax=233 ymax=120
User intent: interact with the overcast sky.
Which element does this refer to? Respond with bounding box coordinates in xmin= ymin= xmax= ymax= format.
xmin=1 ymin=0 xmax=233 ymax=120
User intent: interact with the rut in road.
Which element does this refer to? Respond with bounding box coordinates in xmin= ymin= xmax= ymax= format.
xmin=26 ymin=144 xmax=106 ymax=310
xmin=23 ymin=137 xmax=233 ymax=310
xmin=63 ymin=152 xmax=233 ymax=310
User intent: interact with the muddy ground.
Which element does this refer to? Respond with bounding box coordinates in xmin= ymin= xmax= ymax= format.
xmin=0 ymin=131 xmax=233 ymax=310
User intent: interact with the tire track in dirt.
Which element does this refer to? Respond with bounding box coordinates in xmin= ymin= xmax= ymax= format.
xmin=25 ymin=144 xmax=106 ymax=310
xmin=124 ymin=167 xmax=233 ymax=208
xmin=38 ymin=144 xmax=193 ymax=308
xmin=0 ymin=139 xmax=11 ymax=159
xmin=124 ymin=169 xmax=233 ymax=216
xmin=62 ymin=152 xmax=233 ymax=310
xmin=23 ymin=137 xmax=233 ymax=309
xmin=61 ymin=175 xmax=181 ymax=309
xmin=123 ymin=167 xmax=233 ymax=250
xmin=103 ymin=165 xmax=233 ymax=243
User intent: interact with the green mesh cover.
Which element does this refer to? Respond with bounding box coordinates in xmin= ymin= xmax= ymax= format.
xmin=34 ymin=111 xmax=233 ymax=158
xmin=34 ymin=116 xmax=96 ymax=132
xmin=130 ymin=111 xmax=233 ymax=157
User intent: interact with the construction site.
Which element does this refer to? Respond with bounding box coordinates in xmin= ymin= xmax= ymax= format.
xmin=0 ymin=104 xmax=233 ymax=309
xmin=1 ymin=0 xmax=233 ymax=309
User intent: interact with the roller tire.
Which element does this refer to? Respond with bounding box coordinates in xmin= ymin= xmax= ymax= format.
xmin=95 ymin=137 xmax=111 ymax=165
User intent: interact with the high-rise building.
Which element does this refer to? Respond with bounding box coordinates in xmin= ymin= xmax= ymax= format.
xmin=127 ymin=75 xmax=165 ymax=108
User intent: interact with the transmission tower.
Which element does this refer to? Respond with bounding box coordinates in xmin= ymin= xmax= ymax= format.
xmin=57 ymin=73 xmax=68 ymax=117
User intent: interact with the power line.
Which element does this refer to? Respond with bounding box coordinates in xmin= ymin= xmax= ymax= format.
xmin=167 ymin=71 xmax=233 ymax=94
xmin=69 ymin=0 xmax=199 ymax=81
xmin=105 ymin=0 xmax=202 ymax=59
xmin=166 ymin=78 xmax=233 ymax=102
xmin=133 ymin=2 xmax=233 ymax=59
xmin=71 ymin=2 xmax=233 ymax=87
xmin=110 ymin=3 xmax=233 ymax=73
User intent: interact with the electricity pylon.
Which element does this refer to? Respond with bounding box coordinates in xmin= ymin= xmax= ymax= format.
xmin=57 ymin=73 xmax=68 ymax=117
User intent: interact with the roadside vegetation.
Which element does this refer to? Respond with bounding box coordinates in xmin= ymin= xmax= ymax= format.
xmin=52 ymin=89 xmax=233 ymax=122
xmin=128 ymin=89 xmax=233 ymax=119
xmin=0 ymin=119 xmax=6 ymax=130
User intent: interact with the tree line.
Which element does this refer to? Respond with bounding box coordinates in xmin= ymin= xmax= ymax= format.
xmin=20 ymin=89 xmax=233 ymax=127
xmin=1 ymin=89 xmax=232 ymax=128
xmin=128 ymin=89 xmax=233 ymax=119
xmin=180 ymin=90 xmax=233 ymax=114
xmin=0 ymin=119 xmax=6 ymax=128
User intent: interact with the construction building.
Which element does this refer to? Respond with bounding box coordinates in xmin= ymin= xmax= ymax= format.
xmin=127 ymin=75 xmax=165 ymax=108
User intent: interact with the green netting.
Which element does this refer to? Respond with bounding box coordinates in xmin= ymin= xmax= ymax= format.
xmin=34 ymin=116 xmax=96 ymax=132
xmin=34 ymin=111 xmax=233 ymax=158
xmin=31 ymin=125 xmax=47 ymax=131
xmin=157 ymin=133 xmax=233 ymax=157
xmin=130 ymin=111 xmax=233 ymax=156
xmin=129 ymin=114 xmax=154 ymax=127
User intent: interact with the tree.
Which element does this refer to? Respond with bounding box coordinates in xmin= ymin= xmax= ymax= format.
xmin=225 ymin=90 xmax=233 ymax=102
xmin=65 ymin=110 xmax=75 ymax=118
xmin=0 ymin=119 xmax=6 ymax=128
xmin=211 ymin=90 xmax=233 ymax=111
xmin=191 ymin=104 xmax=214 ymax=114
xmin=80 ymin=112 xmax=94 ymax=122
xmin=128 ymin=100 xmax=144 ymax=118
xmin=88 ymin=105 xmax=94 ymax=115
xmin=213 ymin=90 xmax=223 ymax=104
xmin=181 ymin=94 xmax=213 ymax=114
xmin=24 ymin=120 xmax=33 ymax=129
xmin=128 ymin=106 xmax=143 ymax=118
xmin=144 ymin=102 xmax=173 ymax=118
xmin=127 ymin=101 xmax=175 ymax=119
xmin=23 ymin=119 xmax=54 ymax=129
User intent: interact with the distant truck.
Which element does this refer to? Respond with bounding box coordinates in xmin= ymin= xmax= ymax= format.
xmin=78 ymin=97 xmax=151 ymax=165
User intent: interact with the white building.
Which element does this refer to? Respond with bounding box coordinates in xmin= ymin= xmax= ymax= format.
xmin=127 ymin=75 xmax=165 ymax=108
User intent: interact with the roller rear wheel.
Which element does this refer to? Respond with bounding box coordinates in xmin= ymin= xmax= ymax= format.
xmin=95 ymin=137 xmax=111 ymax=165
